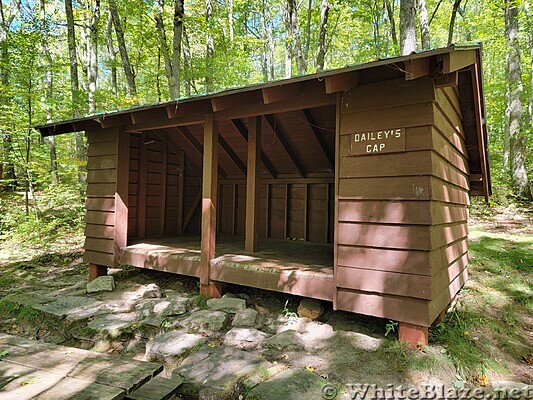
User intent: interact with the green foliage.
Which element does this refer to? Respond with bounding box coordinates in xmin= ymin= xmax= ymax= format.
xmin=430 ymin=230 xmax=532 ymax=377
xmin=0 ymin=184 xmax=84 ymax=247
xmin=384 ymin=320 xmax=398 ymax=336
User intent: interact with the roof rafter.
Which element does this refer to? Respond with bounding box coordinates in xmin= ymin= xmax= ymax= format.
xmin=301 ymin=109 xmax=334 ymax=170
xmin=263 ymin=114 xmax=306 ymax=178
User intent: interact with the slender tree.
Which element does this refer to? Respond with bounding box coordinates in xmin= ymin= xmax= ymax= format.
xmin=504 ymin=0 xmax=531 ymax=198
xmin=316 ymin=0 xmax=329 ymax=71
xmin=447 ymin=0 xmax=462 ymax=46
xmin=40 ymin=0 xmax=58 ymax=183
xmin=385 ymin=0 xmax=398 ymax=48
xmin=205 ymin=0 xmax=214 ymax=91
xmin=284 ymin=0 xmax=306 ymax=76
xmin=106 ymin=10 xmax=118 ymax=97
xmin=87 ymin=0 xmax=101 ymax=114
xmin=399 ymin=0 xmax=416 ymax=55
xmin=0 ymin=0 xmax=19 ymax=190
xmin=109 ymin=0 xmax=136 ymax=96
xmin=155 ymin=0 xmax=184 ymax=99
xmin=419 ymin=0 xmax=431 ymax=50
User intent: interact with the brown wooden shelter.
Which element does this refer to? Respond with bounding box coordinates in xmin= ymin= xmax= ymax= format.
xmin=36 ymin=45 xmax=491 ymax=345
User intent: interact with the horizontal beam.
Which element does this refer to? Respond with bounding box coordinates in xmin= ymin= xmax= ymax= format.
xmin=404 ymin=58 xmax=430 ymax=80
xmin=324 ymin=71 xmax=359 ymax=93
xmin=262 ymin=83 xmax=301 ymax=104
xmin=442 ymin=50 xmax=477 ymax=74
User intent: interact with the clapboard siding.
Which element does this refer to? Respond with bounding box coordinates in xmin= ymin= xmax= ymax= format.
xmin=84 ymin=127 xmax=120 ymax=267
xmin=335 ymin=76 xmax=471 ymax=326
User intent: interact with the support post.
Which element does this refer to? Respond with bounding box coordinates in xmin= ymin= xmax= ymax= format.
xmin=245 ymin=116 xmax=261 ymax=252
xmin=398 ymin=322 xmax=429 ymax=348
xmin=114 ymin=127 xmax=130 ymax=267
xmin=199 ymin=114 xmax=223 ymax=297
xmin=88 ymin=264 xmax=107 ymax=281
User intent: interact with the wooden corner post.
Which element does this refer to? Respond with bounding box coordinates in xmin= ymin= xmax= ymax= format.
xmin=114 ymin=127 xmax=130 ymax=268
xmin=199 ymin=114 xmax=223 ymax=298
xmin=245 ymin=116 xmax=261 ymax=252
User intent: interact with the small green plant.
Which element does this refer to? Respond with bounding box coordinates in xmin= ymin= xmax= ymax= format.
xmin=0 ymin=350 xmax=9 ymax=359
xmin=282 ymin=300 xmax=298 ymax=325
xmin=384 ymin=320 xmax=398 ymax=336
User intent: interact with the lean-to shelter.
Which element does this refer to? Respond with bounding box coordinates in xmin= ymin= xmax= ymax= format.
xmin=36 ymin=45 xmax=491 ymax=344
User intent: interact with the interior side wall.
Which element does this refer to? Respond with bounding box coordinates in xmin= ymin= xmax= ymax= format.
xmin=335 ymin=77 xmax=438 ymax=326
xmin=84 ymin=127 xmax=120 ymax=267
xmin=127 ymin=131 xmax=201 ymax=241
xmin=218 ymin=181 xmax=334 ymax=243
xmin=428 ymin=86 xmax=470 ymax=322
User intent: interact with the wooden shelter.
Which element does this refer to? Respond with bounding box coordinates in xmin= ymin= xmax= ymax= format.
xmin=36 ymin=45 xmax=491 ymax=345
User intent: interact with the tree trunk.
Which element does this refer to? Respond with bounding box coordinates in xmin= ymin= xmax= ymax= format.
xmin=505 ymin=0 xmax=531 ymax=198
xmin=109 ymin=0 xmax=136 ymax=96
xmin=263 ymin=0 xmax=274 ymax=80
xmin=316 ymin=0 xmax=329 ymax=71
xmin=228 ymin=0 xmax=234 ymax=43
xmin=399 ymin=0 xmax=416 ymax=55
xmin=87 ymin=0 xmax=100 ymax=114
xmin=40 ymin=0 xmax=59 ymax=184
xmin=303 ymin=0 xmax=312 ymax=64
xmin=0 ymin=1 xmax=18 ymax=190
xmin=289 ymin=0 xmax=305 ymax=74
xmin=183 ymin=27 xmax=194 ymax=96
xmin=447 ymin=0 xmax=462 ymax=46
xmin=106 ymin=10 xmax=118 ymax=97
xmin=155 ymin=0 xmax=184 ymax=99
xmin=205 ymin=0 xmax=214 ymax=92
xmin=64 ymin=0 xmax=80 ymax=116
xmin=385 ymin=0 xmax=398 ymax=48
xmin=419 ymin=0 xmax=431 ymax=50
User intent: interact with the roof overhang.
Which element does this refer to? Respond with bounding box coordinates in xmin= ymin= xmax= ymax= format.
xmin=35 ymin=44 xmax=490 ymax=198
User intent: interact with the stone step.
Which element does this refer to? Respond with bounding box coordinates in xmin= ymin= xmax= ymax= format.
xmin=125 ymin=376 xmax=185 ymax=400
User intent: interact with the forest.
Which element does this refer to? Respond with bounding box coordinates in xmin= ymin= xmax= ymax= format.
xmin=0 ymin=0 xmax=531 ymax=204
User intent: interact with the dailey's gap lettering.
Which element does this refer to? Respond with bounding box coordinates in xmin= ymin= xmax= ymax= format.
xmin=349 ymin=128 xmax=406 ymax=156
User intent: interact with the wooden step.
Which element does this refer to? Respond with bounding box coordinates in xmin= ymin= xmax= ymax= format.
xmin=125 ymin=376 xmax=185 ymax=400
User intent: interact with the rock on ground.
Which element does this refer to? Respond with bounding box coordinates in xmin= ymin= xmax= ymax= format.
xmin=232 ymin=308 xmax=258 ymax=328
xmin=180 ymin=310 xmax=229 ymax=335
xmin=87 ymin=312 xmax=138 ymax=338
xmin=153 ymin=297 xmax=191 ymax=317
xmin=225 ymin=328 xmax=269 ymax=350
xmin=173 ymin=344 xmax=271 ymax=399
xmin=86 ymin=276 xmax=115 ymax=293
xmin=145 ymin=330 xmax=206 ymax=365
xmin=142 ymin=283 xmax=162 ymax=299
xmin=246 ymin=368 xmax=330 ymax=400
xmin=264 ymin=330 xmax=305 ymax=351
xmin=33 ymin=296 xmax=104 ymax=319
xmin=206 ymin=297 xmax=246 ymax=313
xmin=297 ymin=298 xmax=323 ymax=320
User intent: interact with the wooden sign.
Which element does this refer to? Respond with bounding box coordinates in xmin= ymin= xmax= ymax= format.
xmin=348 ymin=128 xmax=406 ymax=156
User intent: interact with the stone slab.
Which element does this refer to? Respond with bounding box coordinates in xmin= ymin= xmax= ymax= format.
xmin=126 ymin=376 xmax=184 ymax=400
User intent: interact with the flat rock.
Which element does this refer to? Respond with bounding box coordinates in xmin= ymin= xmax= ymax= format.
xmin=301 ymin=321 xmax=336 ymax=349
xmin=1 ymin=292 xmax=56 ymax=306
xmin=247 ymin=368 xmax=330 ymax=400
xmin=142 ymin=283 xmax=162 ymax=299
xmin=297 ymin=298 xmax=323 ymax=320
xmin=491 ymin=381 xmax=533 ymax=400
xmin=87 ymin=312 xmax=138 ymax=337
xmin=181 ymin=310 xmax=229 ymax=335
xmin=153 ymin=297 xmax=191 ymax=317
xmin=87 ymin=276 xmax=116 ymax=293
xmin=126 ymin=375 xmax=185 ymax=400
xmin=206 ymin=297 xmax=246 ymax=313
xmin=336 ymin=331 xmax=382 ymax=351
xmin=173 ymin=344 xmax=271 ymax=399
xmin=225 ymin=328 xmax=269 ymax=350
xmin=264 ymin=330 xmax=305 ymax=351
xmin=145 ymin=330 xmax=206 ymax=364
xmin=33 ymin=296 xmax=104 ymax=319
xmin=232 ymin=308 xmax=258 ymax=328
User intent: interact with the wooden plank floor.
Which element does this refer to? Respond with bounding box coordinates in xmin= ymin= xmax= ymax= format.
xmin=0 ymin=334 xmax=163 ymax=399
xmin=121 ymin=236 xmax=335 ymax=301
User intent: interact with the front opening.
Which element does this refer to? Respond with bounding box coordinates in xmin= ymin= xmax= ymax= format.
xmin=122 ymin=104 xmax=336 ymax=298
